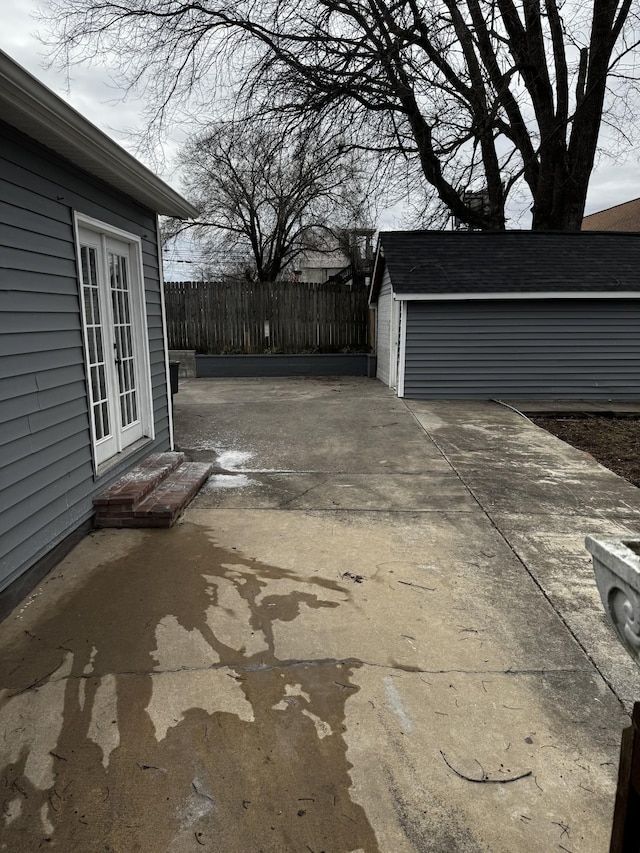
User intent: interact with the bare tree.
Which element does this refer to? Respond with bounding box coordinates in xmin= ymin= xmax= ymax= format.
xmin=43 ymin=0 xmax=639 ymax=230
xmin=164 ymin=122 xmax=373 ymax=282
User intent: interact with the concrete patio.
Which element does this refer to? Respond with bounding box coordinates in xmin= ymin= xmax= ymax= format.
xmin=2 ymin=377 xmax=640 ymax=852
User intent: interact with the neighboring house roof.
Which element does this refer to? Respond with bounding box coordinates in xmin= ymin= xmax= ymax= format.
xmin=295 ymin=248 xmax=350 ymax=272
xmin=0 ymin=50 xmax=198 ymax=219
xmin=370 ymin=230 xmax=640 ymax=302
xmin=582 ymin=198 xmax=640 ymax=231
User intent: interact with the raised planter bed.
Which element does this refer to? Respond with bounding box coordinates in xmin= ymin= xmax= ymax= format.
xmin=196 ymin=353 xmax=376 ymax=378
xmin=586 ymin=535 xmax=640 ymax=664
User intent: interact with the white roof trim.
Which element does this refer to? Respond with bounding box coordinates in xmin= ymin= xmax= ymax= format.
xmin=395 ymin=290 xmax=640 ymax=301
xmin=369 ymin=240 xmax=385 ymax=303
xmin=0 ymin=50 xmax=198 ymax=219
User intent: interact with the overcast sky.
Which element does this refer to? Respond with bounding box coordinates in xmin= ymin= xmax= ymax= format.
xmin=3 ymin=0 xmax=640 ymax=229
xmin=1 ymin=0 xmax=187 ymax=184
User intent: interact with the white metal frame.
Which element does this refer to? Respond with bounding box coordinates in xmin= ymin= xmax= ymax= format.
xmin=74 ymin=212 xmax=155 ymax=470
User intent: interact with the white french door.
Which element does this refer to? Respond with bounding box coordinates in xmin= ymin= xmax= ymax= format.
xmin=77 ymin=221 xmax=152 ymax=467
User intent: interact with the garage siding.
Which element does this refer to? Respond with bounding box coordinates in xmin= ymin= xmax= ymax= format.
xmin=403 ymin=299 xmax=640 ymax=399
xmin=375 ymin=271 xmax=392 ymax=386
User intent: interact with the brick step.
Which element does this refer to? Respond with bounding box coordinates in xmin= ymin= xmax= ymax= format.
xmin=132 ymin=462 xmax=213 ymax=527
xmin=94 ymin=452 xmax=185 ymax=511
xmin=94 ymin=461 xmax=212 ymax=528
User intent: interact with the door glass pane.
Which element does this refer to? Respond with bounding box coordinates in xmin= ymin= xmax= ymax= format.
xmin=87 ymin=328 xmax=96 ymax=365
xmin=101 ymin=402 xmax=109 ymax=437
xmin=120 ymin=256 xmax=129 ymax=290
xmin=98 ymin=364 xmax=107 ymax=399
xmin=94 ymin=400 xmax=103 ymax=441
xmin=91 ymin=365 xmax=99 ymax=401
xmin=80 ymin=245 xmax=110 ymax=442
xmin=109 ymin=251 xmax=139 ymax=428
xmin=122 ymin=358 xmax=130 ymax=392
xmin=83 ymin=285 xmax=94 ymax=325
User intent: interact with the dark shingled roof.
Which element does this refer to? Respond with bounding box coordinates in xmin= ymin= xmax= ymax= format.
xmin=370 ymin=230 xmax=640 ymax=301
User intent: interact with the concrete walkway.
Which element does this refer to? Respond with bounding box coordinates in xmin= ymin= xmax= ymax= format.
xmin=2 ymin=377 xmax=640 ymax=852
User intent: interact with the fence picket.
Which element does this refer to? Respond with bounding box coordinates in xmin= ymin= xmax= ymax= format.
xmin=163 ymin=279 xmax=369 ymax=354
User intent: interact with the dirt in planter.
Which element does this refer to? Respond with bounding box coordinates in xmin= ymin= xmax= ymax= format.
xmin=531 ymin=415 xmax=640 ymax=488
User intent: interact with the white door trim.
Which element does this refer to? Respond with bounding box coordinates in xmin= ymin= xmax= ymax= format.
xmin=156 ymin=214 xmax=174 ymax=451
xmin=74 ymin=213 xmax=154 ymax=470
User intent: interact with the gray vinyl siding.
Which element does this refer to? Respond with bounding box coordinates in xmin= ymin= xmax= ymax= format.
xmin=403 ymin=298 xmax=640 ymax=400
xmin=0 ymin=122 xmax=171 ymax=593
xmin=376 ymin=272 xmax=393 ymax=386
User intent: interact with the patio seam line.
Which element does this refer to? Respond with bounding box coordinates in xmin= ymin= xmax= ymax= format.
xmin=189 ymin=508 xmax=484 ymax=514
xmin=188 ymin=467 xmax=456 ymax=475
xmin=3 ymin=663 xmax=595 ymax=695
xmin=402 ymin=400 xmax=629 ymax=714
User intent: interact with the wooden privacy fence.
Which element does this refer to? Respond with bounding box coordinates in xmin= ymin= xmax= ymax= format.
xmin=164 ymin=280 xmax=370 ymax=354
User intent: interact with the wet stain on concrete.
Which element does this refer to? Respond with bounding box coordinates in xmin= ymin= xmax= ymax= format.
xmin=385 ymin=769 xmax=488 ymax=853
xmin=375 ymin=714 xmax=490 ymax=853
xmin=0 ymin=523 xmax=380 ymax=852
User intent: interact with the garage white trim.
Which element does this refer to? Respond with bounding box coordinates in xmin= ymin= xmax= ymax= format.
xmin=397 ymin=301 xmax=407 ymax=398
xmin=397 ymin=291 xmax=640 ymax=301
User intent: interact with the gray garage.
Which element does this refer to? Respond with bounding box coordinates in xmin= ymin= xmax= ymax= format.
xmin=369 ymin=231 xmax=640 ymax=400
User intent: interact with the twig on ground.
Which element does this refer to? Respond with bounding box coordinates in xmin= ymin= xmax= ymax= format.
xmin=398 ymin=580 xmax=435 ymax=591
xmin=440 ymin=750 xmax=532 ymax=783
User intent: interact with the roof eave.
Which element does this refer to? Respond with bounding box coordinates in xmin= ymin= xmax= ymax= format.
xmin=0 ymin=50 xmax=198 ymax=219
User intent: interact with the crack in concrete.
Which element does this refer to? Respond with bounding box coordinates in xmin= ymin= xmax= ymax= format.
xmin=4 ymin=657 xmax=593 ymax=695
xmin=277 ymin=477 xmax=331 ymax=508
